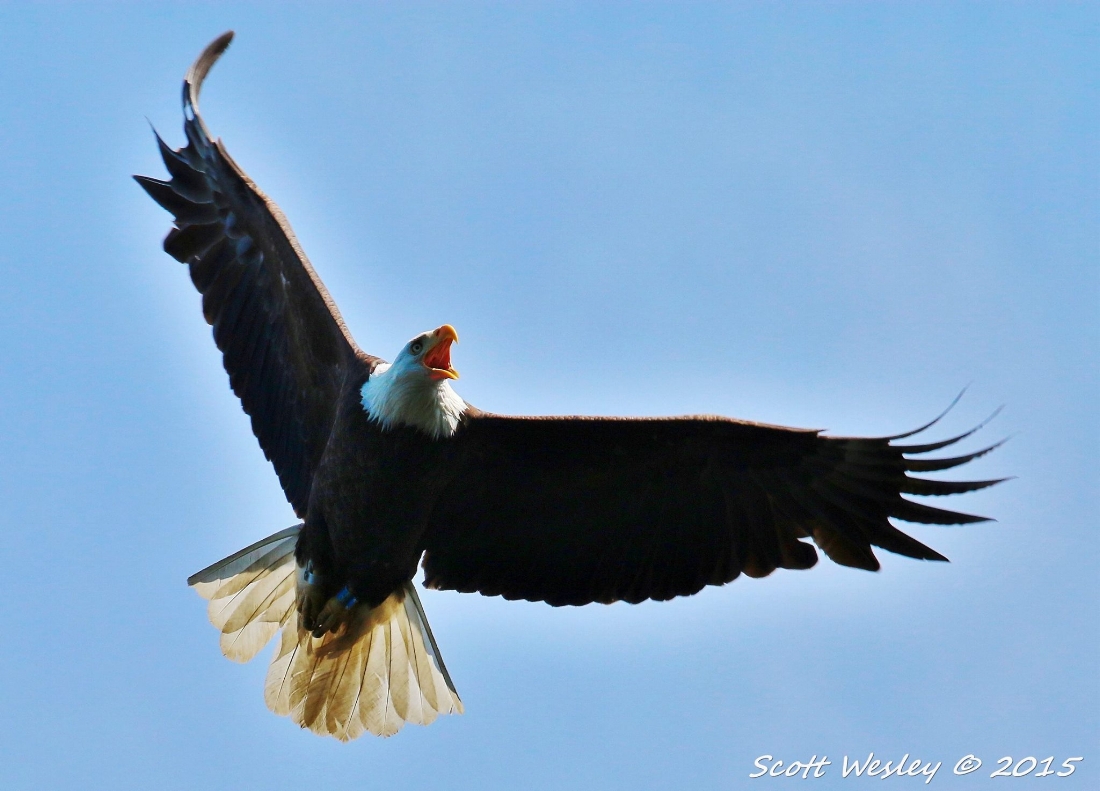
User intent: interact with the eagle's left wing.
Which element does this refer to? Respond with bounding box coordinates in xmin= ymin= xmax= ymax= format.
xmin=421 ymin=410 xmax=1002 ymax=607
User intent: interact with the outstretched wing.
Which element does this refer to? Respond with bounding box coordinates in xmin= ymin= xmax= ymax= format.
xmin=135 ymin=32 xmax=376 ymax=516
xmin=421 ymin=410 xmax=1003 ymax=606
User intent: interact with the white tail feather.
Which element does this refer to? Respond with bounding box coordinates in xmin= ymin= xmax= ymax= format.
xmin=188 ymin=525 xmax=463 ymax=739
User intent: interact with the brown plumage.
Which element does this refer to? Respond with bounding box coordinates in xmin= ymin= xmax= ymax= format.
xmin=422 ymin=411 xmax=1003 ymax=606
xmin=137 ymin=32 xmax=1004 ymax=739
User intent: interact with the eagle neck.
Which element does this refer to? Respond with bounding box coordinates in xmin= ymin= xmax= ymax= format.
xmin=360 ymin=362 xmax=467 ymax=439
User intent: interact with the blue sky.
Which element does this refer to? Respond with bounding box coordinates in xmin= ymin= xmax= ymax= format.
xmin=0 ymin=3 xmax=1095 ymax=789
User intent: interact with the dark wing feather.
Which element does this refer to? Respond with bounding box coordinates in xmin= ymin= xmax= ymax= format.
xmin=421 ymin=411 xmax=1002 ymax=606
xmin=135 ymin=32 xmax=378 ymax=515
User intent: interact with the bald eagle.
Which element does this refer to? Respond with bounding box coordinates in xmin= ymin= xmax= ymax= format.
xmin=136 ymin=32 xmax=1004 ymax=741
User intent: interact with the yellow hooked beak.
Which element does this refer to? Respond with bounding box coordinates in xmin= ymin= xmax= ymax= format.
xmin=424 ymin=324 xmax=459 ymax=380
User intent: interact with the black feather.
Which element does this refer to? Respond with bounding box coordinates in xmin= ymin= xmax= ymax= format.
xmin=163 ymin=222 xmax=223 ymax=262
xmin=134 ymin=175 xmax=218 ymax=222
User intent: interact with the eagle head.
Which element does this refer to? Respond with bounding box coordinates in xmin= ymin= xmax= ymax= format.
xmin=403 ymin=323 xmax=460 ymax=381
xmin=361 ymin=324 xmax=467 ymax=438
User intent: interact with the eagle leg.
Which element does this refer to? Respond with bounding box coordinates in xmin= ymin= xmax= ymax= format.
xmin=310 ymin=587 xmax=361 ymax=638
xmin=295 ymin=561 xmax=330 ymax=634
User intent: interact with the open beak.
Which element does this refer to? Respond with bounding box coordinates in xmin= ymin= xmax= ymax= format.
xmin=423 ymin=324 xmax=459 ymax=380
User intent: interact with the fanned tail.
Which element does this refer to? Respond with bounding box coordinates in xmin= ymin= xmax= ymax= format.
xmin=188 ymin=526 xmax=463 ymax=739
xmin=263 ymin=582 xmax=464 ymax=740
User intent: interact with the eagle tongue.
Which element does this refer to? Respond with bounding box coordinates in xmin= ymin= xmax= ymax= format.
xmin=424 ymin=339 xmax=458 ymax=379
xmin=424 ymin=342 xmax=450 ymax=370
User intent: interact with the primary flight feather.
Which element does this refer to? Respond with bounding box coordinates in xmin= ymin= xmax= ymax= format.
xmin=136 ymin=31 xmax=1004 ymax=740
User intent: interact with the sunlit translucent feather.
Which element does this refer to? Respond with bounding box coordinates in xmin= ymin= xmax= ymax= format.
xmin=188 ymin=527 xmax=299 ymax=663
xmin=188 ymin=527 xmax=462 ymax=740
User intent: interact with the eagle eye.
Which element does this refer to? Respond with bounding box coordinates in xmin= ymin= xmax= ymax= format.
xmin=409 ymin=339 xmax=425 ymax=355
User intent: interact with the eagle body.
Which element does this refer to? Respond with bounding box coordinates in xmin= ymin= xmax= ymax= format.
xmin=300 ymin=359 xmax=442 ymax=611
xmin=138 ymin=32 xmax=1004 ymax=740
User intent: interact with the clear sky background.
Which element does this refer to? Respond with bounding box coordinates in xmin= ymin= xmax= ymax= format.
xmin=0 ymin=3 xmax=1095 ymax=789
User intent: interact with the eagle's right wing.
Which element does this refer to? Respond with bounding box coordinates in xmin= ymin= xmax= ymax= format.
xmin=136 ymin=32 xmax=378 ymax=516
